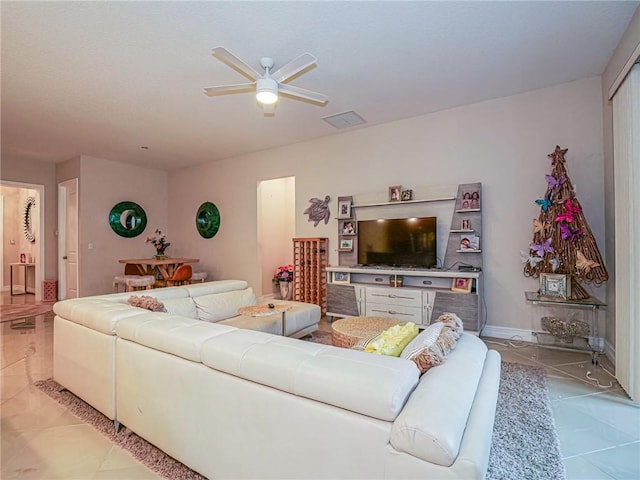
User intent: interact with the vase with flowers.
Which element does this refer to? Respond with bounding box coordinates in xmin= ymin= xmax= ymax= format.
xmin=145 ymin=229 xmax=171 ymax=259
xmin=273 ymin=264 xmax=294 ymax=300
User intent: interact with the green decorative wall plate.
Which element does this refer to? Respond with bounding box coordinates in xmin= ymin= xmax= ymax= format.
xmin=196 ymin=202 xmax=220 ymax=238
xmin=109 ymin=201 xmax=147 ymax=238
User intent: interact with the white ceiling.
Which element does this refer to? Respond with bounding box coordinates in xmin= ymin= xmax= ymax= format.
xmin=2 ymin=1 xmax=638 ymax=171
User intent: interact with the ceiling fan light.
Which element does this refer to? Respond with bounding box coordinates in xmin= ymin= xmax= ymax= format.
xmin=256 ymin=78 xmax=278 ymax=105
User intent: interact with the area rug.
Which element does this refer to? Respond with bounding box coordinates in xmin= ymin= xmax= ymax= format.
xmin=35 ymin=361 xmax=565 ymax=480
xmin=0 ymin=303 xmax=54 ymax=323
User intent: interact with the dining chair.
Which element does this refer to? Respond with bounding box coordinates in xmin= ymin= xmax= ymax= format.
xmin=190 ymin=271 xmax=208 ymax=284
xmin=165 ymin=265 xmax=193 ymax=287
xmin=124 ymin=275 xmax=156 ymax=292
xmin=113 ymin=264 xmax=146 ymax=293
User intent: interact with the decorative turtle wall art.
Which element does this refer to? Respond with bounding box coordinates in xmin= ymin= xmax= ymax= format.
xmin=304 ymin=195 xmax=331 ymax=227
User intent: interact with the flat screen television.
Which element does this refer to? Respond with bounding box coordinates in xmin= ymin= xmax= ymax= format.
xmin=357 ymin=216 xmax=437 ymax=268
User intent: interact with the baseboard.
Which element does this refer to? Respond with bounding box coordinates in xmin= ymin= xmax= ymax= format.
xmin=481 ymin=325 xmax=535 ymax=343
xmin=604 ymin=339 xmax=616 ymax=364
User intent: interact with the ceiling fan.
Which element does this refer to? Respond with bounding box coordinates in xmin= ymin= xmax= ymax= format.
xmin=204 ymin=47 xmax=328 ymax=114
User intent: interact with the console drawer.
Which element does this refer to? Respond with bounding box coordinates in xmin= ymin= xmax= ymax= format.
xmin=364 ymin=303 xmax=422 ymax=323
xmin=366 ymin=287 xmax=422 ymax=308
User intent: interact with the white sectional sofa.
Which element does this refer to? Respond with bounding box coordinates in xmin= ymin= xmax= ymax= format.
xmin=53 ymin=280 xmax=320 ymax=422
xmin=53 ymin=280 xmax=502 ymax=479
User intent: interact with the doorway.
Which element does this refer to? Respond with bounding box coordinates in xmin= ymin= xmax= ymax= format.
xmin=0 ymin=181 xmax=45 ymax=302
xmin=257 ymin=177 xmax=295 ymax=297
xmin=58 ymin=179 xmax=79 ymax=300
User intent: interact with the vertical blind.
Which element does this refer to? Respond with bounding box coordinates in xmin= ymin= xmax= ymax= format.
xmin=613 ymin=62 xmax=639 ymax=403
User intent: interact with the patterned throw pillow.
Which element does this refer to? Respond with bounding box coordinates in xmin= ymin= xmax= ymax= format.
xmin=363 ymin=322 xmax=420 ymax=357
xmin=400 ymin=313 xmax=464 ymax=374
xmin=127 ymin=295 xmax=166 ymax=312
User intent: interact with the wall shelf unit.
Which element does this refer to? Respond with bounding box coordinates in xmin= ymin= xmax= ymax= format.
xmin=329 ymin=182 xmax=484 ymax=333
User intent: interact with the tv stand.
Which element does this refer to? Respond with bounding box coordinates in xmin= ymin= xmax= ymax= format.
xmin=326 ymin=266 xmax=484 ymax=333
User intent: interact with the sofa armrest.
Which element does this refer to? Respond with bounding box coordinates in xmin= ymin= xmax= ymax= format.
xmin=390 ymin=334 xmax=495 ymax=466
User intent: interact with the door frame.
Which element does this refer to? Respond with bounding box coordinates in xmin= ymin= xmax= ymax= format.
xmin=0 ymin=180 xmax=45 ymax=301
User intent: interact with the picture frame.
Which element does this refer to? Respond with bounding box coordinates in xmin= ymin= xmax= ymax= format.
xmin=459 ymin=234 xmax=480 ymax=251
xmin=388 ymin=185 xmax=401 ymax=202
xmin=337 ymin=199 xmax=352 ymax=219
xmin=451 ymin=277 xmax=473 ymax=293
xmin=339 ymin=238 xmax=353 ymax=251
xmin=461 ymin=219 xmax=471 ymax=230
xmin=341 ymin=220 xmax=356 ymax=235
xmin=539 ymin=273 xmax=570 ymax=299
xmin=401 ymin=189 xmax=413 ymax=201
xmin=333 ymin=271 xmax=350 ymax=283
xmin=461 ymin=190 xmax=480 ymax=210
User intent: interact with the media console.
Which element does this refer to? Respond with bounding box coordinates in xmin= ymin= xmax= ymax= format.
xmin=326 ymin=266 xmax=485 ymax=334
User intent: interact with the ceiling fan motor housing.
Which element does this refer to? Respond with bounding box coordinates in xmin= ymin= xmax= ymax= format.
xmin=256 ymin=77 xmax=278 ymax=104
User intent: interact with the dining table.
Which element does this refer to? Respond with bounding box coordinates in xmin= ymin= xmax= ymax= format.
xmin=118 ymin=257 xmax=200 ymax=281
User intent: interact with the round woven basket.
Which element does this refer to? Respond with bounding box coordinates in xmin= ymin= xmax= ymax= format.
xmin=331 ymin=316 xmax=403 ymax=348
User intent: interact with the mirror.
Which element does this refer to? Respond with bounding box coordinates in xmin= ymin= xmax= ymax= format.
xmin=196 ymin=201 xmax=220 ymax=238
xmin=109 ymin=201 xmax=147 ymax=237
xmin=24 ymin=196 xmax=36 ymax=243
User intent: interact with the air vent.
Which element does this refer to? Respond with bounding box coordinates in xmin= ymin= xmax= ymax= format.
xmin=322 ymin=110 xmax=367 ymax=129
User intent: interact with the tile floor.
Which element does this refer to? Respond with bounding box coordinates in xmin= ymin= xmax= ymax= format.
xmin=1 ymin=292 xmax=638 ymax=479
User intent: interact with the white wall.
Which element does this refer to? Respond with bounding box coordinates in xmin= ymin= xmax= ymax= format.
xmin=75 ymin=155 xmax=169 ymax=296
xmin=169 ymin=76 xmax=605 ymax=333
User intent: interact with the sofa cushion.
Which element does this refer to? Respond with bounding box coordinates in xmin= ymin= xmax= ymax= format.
xmin=194 ymin=288 xmax=257 ymax=322
xmin=162 ymin=297 xmax=197 ymax=318
xmin=182 ymin=280 xmax=249 ymax=298
xmin=53 ymin=298 xmax=149 ymax=335
xmin=116 ymin=314 xmax=237 ymax=362
xmin=200 ymin=329 xmax=419 ymax=421
xmin=390 ymin=334 xmax=488 ymax=466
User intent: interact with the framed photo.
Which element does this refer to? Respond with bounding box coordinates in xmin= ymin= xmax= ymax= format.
xmin=341 ymin=220 xmax=356 ymax=235
xmin=401 ymin=189 xmax=413 ymax=201
xmin=339 ymin=238 xmax=353 ymax=251
xmin=539 ymin=273 xmax=570 ymax=299
xmin=337 ymin=199 xmax=352 ymax=219
xmin=333 ymin=271 xmax=350 ymax=283
xmin=451 ymin=277 xmax=473 ymax=293
xmin=461 ymin=190 xmax=480 ymax=210
xmin=388 ymin=185 xmax=401 ymax=202
xmin=459 ymin=234 xmax=480 ymax=251
xmin=461 ymin=219 xmax=471 ymax=230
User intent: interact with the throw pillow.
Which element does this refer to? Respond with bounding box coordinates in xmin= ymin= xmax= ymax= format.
xmin=400 ymin=313 xmax=464 ymax=374
xmin=127 ymin=295 xmax=166 ymax=312
xmin=364 ymin=322 xmax=419 ymax=357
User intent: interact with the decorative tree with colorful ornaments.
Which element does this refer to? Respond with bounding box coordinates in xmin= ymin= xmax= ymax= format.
xmin=523 ymin=146 xmax=608 ymax=299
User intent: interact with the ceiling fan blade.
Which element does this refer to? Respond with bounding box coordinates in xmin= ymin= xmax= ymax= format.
xmin=212 ymin=47 xmax=261 ymax=81
xmin=278 ymin=84 xmax=328 ymax=105
xmin=204 ymin=82 xmax=255 ymax=96
xmin=271 ymin=53 xmax=317 ymax=83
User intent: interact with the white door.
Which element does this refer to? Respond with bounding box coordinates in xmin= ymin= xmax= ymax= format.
xmin=59 ymin=179 xmax=79 ymax=299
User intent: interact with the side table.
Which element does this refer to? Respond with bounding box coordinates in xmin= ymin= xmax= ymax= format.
xmin=525 ymin=291 xmax=606 ymax=364
xmin=10 ymin=263 xmax=36 ymax=296
xmin=237 ymin=304 xmax=291 ymax=336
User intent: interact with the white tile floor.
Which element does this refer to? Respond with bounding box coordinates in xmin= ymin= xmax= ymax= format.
xmin=1 ymin=295 xmax=638 ymax=479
